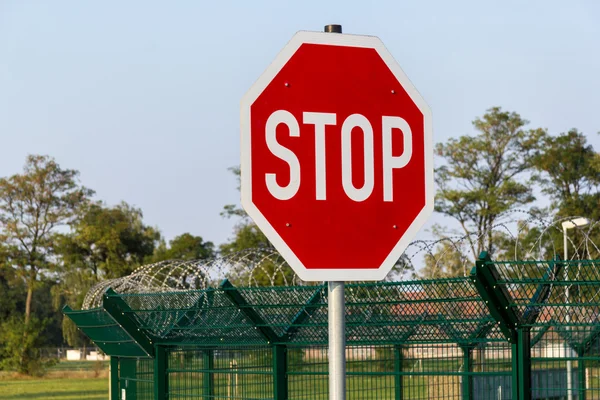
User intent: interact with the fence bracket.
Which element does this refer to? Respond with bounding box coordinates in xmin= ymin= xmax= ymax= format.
xmin=221 ymin=279 xmax=280 ymax=343
xmin=103 ymin=288 xmax=156 ymax=357
xmin=470 ymin=251 xmax=518 ymax=342
xmin=284 ymin=285 xmax=325 ymax=342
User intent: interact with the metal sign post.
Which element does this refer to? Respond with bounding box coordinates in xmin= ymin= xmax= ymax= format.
xmin=324 ymin=24 xmax=346 ymax=400
xmin=328 ymin=280 xmax=346 ymax=400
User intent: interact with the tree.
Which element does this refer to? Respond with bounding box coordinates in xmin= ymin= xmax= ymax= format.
xmin=220 ymin=166 xmax=274 ymax=255
xmin=54 ymin=202 xmax=160 ymax=340
xmin=53 ymin=201 xmax=160 ymax=347
xmin=0 ymin=275 xmax=62 ymax=375
xmin=0 ymin=246 xmax=24 ymax=321
xmin=421 ymin=241 xmax=468 ymax=279
xmin=51 ymin=269 xmax=95 ymax=348
xmin=0 ymin=316 xmax=55 ymax=376
xmin=531 ymin=130 xmax=600 ymax=259
xmin=416 ymin=224 xmax=472 ymax=278
xmin=220 ymin=166 xmax=249 ymax=221
xmin=56 ymin=201 xmax=160 ymax=280
xmin=220 ymin=218 xmax=289 ymax=285
xmin=220 ymin=167 xmax=295 ymax=285
xmin=435 ymin=107 xmax=544 ymax=260
xmin=0 ymin=155 xmax=92 ymax=373
xmin=532 ymin=129 xmax=600 ymax=219
xmin=220 ymin=224 xmax=273 ymax=255
xmin=152 ymin=233 xmax=215 ymax=262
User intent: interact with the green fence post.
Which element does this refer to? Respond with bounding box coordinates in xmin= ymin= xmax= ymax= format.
xmin=471 ymin=252 xmax=538 ymax=400
xmin=394 ymin=345 xmax=403 ymax=400
xmin=273 ymin=345 xmax=288 ymax=400
xmin=462 ymin=346 xmax=472 ymax=400
xmin=511 ymin=330 xmax=532 ymax=400
xmin=578 ymin=347 xmax=586 ymax=400
xmin=203 ymin=349 xmax=214 ymax=398
xmin=110 ymin=356 xmax=119 ymax=400
xmin=511 ymin=340 xmax=519 ymax=400
xmin=120 ymin=358 xmax=137 ymax=399
xmin=154 ymin=346 xmax=168 ymax=400
xmin=517 ymin=328 xmax=532 ymax=400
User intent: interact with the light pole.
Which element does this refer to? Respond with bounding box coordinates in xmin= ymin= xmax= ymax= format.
xmin=562 ymin=217 xmax=590 ymax=400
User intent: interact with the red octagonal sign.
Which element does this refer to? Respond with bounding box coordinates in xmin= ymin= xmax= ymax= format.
xmin=241 ymin=31 xmax=433 ymax=281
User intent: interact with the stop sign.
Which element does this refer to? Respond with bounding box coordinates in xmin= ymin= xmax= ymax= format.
xmin=240 ymin=31 xmax=433 ymax=281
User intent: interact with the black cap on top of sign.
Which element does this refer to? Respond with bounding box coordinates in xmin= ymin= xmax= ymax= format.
xmin=324 ymin=24 xmax=342 ymax=33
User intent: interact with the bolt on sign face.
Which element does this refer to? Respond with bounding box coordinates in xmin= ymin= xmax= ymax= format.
xmin=240 ymin=31 xmax=433 ymax=281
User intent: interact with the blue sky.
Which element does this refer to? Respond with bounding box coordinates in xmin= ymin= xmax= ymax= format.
xmin=1 ymin=1 xmax=599 ymax=247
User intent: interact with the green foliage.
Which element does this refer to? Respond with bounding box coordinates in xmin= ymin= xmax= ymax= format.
xmin=0 ymin=155 xmax=92 ymax=374
xmin=287 ymin=347 xmax=305 ymax=367
xmin=493 ymin=221 xmax=549 ymax=261
xmin=219 ymin=167 xmax=294 ymax=285
xmin=153 ymin=233 xmax=215 ymax=262
xmin=50 ymin=269 xmax=96 ymax=347
xmin=0 ymin=268 xmax=64 ymax=366
xmin=0 ymin=316 xmax=57 ymax=376
xmin=0 ymin=155 xmax=93 ymax=314
xmin=373 ymin=346 xmax=394 ymax=371
xmin=532 ymin=129 xmax=600 ymax=220
xmin=53 ymin=201 xmax=161 ymax=346
xmin=0 ymin=261 xmax=24 ymax=321
xmin=56 ymin=201 xmax=160 ymax=279
xmin=417 ymin=225 xmax=472 ymax=278
xmin=220 ymin=204 xmax=249 ymax=220
xmin=435 ymin=107 xmax=544 ymax=259
xmin=421 ymin=240 xmax=468 ymax=279
xmin=220 ymin=166 xmax=248 ymax=222
xmin=219 ymin=165 xmax=265 ymax=254
xmin=527 ymin=129 xmax=600 ymax=259
xmin=220 ymin=224 xmax=292 ymax=285
xmin=31 ymin=279 xmax=65 ymax=347
xmin=220 ymin=224 xmax=273 ymax=255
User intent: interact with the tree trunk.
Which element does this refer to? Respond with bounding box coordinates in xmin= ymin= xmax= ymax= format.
xmin=20 ymin=272 xmax=35 ymax=372
xmin=24 ymin=282 xmax=33 ymax=325
xmin=487 ymin=221 xmax=494 ymax=255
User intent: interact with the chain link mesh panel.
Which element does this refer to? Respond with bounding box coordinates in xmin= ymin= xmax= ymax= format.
xmin=167 ymin=346 xmax=274 ymax=400
xmin=114 ymin=357 xmax=155 ymax=400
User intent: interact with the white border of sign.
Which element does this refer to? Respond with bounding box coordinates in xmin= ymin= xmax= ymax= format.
xmin=240 ymin=31 xmax=433 ymax=282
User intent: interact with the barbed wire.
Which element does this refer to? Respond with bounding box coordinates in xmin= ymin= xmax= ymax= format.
xmin=81 ymin=214 xmax=599 ymax=309
xmin=402 ymin=212 xmax=599 ymax=280
xmin=82 ymin=249 xmax=296 ymax=309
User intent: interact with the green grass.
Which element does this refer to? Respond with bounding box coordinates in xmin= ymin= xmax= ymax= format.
xmin=49 ymin=360 xmax=109 ymax=372
xmin=0 ymin=378 xmax=108 ymax=400
xmin=0 ymin=375 xmax=423 ymax=400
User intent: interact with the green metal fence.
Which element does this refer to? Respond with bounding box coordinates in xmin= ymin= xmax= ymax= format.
xmin=64 ymin=254 xmax=600 ymax=399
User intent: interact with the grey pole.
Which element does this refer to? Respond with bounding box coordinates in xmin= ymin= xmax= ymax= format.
xmin=324 ymin=23 xmax=346 ymax=400
xmin=562 ymin=218 xmax=591 ymax=400
xmin=564 ymin=226 xmax=573 ymax=400
xmin=328 ymin=281 xmax=346 ymax=400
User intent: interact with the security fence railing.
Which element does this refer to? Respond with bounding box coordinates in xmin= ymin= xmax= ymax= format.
xmin=64 ymin=253 xmax=600 ymax=400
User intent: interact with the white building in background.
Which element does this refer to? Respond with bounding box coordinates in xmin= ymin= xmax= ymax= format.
xmin=66 ymin=349 xmax=81 ymax=361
